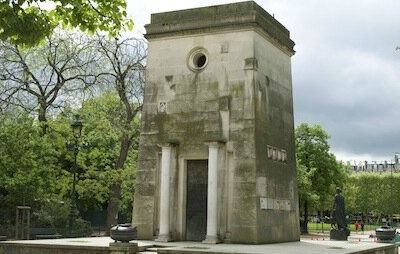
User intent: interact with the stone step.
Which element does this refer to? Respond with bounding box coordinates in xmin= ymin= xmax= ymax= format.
xmin=139 ymin=252 xmax=157 ymax=254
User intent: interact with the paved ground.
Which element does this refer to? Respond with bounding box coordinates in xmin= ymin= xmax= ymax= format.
xmin=154 ymin=241 xmax=394 ymax=254
xmin=1 ymin=231 xmax=397 ymax=254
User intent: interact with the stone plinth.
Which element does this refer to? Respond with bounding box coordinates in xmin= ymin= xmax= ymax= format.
xmin=109 ymin=242 xmax=138 ymax=254
xmin=330 ymin=229 xmax=349 ymax=241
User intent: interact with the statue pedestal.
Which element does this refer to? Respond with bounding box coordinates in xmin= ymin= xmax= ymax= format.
xmin=330 ymin=229 xmax=349 ymax=241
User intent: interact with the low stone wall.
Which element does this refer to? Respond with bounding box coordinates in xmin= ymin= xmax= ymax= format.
xmin=0 ymin=243 xmax=109 ymax=254
xmin=0 ymin=242 xmax=138 ymax=254
xmin=356 ymin=245 xmax=398 ymax=254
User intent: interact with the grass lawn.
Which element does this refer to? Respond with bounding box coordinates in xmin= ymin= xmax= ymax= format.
xmin=308 ymin=222 xmax=380 ymax=233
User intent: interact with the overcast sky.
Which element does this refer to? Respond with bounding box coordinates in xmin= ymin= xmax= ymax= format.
xmin=126 ymin=0 xmax=400 ymax=163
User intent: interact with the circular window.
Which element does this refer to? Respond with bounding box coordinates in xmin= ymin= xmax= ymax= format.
xmin=187 ymin=48 xmax=208 ymax=72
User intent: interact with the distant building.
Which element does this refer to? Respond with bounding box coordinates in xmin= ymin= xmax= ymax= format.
xmin=348 ymin=153 xmax=400 ymax=173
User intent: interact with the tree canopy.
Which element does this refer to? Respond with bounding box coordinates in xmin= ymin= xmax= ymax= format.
xmin=295 ymin=123 xmax=348 ymax=233
xmin=0 ymin=0 xmax=133 ymax=46
xmin=344 ymin=172 xmax=400 ymax=220
xmin=0 ymin=93 xmax=139 ymax=232
xmin=0 ymin=30 xmax=145 ymax=235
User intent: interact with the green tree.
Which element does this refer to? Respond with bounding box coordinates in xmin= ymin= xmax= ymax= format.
xmin=77 ymin=92 xmax=138 ymax=224
xmin=295 ymin=123 xmax=347 ymax=233
xmin=0 ymin=112 xmax=67 ymax=225
xmin=96 ymin=36 xmax=145 ymax=231
xmin=344 ymin=172 xmax=400 ymax=222
xmin=0 ymin=92 xmax=139 ymax=232
xmin=0 ymin=0 xmax=132 ymax=46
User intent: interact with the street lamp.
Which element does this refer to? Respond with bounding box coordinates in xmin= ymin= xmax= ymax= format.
xmin=68 ymin=114 xmax=83 ymax=236
xmin=71 ymin=115 xmax=83 ymax=139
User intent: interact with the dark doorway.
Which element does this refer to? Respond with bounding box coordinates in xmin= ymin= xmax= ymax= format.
xmin=186 ymin=160 xmax=208 ymax=241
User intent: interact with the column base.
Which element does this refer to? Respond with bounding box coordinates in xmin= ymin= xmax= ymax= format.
xmin=202 ymin=235 xmax=220 ymax=244
xmin=155 ymin=234 xmax=172 ymax=242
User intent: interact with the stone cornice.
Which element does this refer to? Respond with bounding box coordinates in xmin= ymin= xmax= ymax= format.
xmin=145 ymin=1 xmax=295 ymax=53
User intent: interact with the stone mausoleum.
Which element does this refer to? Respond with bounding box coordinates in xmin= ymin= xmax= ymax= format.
xmin=133 ymin=1 xmax=299 ymax=244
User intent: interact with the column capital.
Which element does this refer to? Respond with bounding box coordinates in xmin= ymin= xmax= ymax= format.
xmin=204 ymin=140 xmax=225 ymax=148
xmin=157 ymin=141 xmax=179 ymax=148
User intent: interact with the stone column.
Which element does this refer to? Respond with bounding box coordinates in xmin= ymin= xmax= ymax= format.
xmin=156 ymin=144 xmax=172 ymax=242
xmin=203 ymin=142 xmax=220 ymax=244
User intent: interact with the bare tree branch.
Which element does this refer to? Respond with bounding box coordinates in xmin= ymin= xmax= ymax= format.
xmin=0 ymin=31 xmax=100 ymax=134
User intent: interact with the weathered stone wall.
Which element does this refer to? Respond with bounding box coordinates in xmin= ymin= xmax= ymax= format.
xmin=133 ymin=29 xmax=257 ymax=240
xmin=253 ymin=31 xmax=299 ymax=243
xmin=133 ymin=1 xmax=299 ymax=244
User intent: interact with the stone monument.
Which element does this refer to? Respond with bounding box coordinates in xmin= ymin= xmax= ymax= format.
xmin=133 ymin=1 xmax=299 ymax=244
xmin=330 ymin=187 xmax=350 ymax=240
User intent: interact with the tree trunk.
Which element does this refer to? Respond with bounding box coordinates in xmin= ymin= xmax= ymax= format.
xmin=105 ymin=133 xmax=131 ymax=234
xmin=105 ymin=71 xmax=138 ymax=234
xmin=106 ymin=183 xmax=122 ymax=232
xmin=38 ymin=104 xmax=48 ymax=135
xmin=301 ymin=200 xmax=309 ymax=234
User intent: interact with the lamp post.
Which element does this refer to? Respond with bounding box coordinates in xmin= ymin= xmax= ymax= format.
xmin=68 ymin=115 xmax=83 ymax=235
xmin=390 ymin=162 xmax=394 ymax=225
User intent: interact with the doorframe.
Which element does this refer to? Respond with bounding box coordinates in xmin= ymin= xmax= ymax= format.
xmin=177 ymin=156 xmax=208 ymax=241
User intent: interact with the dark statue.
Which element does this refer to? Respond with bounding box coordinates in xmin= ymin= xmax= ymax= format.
xmin=332 ymin=187 xmax=346 ymax=230
xmin=330 ymin=187 xmax=349 ymax=240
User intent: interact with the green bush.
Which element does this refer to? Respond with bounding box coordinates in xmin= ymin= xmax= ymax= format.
xmin=74 ymin=218 xmax=92 ymax=237
xmin=33 ymin=200 xmax=69 ymax=230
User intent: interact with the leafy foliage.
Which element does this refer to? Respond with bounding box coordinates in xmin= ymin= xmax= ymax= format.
xmin=0 ymin=93 xmax=139 ymax=229
xmin=0 ymin=30 xmax=145 ymax=233
xmin=296 ymin=123 xmax=348 ymax=208
xmin=0 ymin=113 xmax=67 ymax=225
xmin=295 ymin=123 xmax=348 ymax=232
xmin=0 ymin=0 xmax=133 ymax=46
xmin=77 ymin=92 xmax=138 ymax=217
xmin=344 ymin=173 xmax=400 ymax=216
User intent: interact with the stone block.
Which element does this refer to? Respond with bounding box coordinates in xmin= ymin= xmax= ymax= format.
xmin=136 ymin=181 xmax=155 ymax=196
xmin=109 ymin=242 xmax=138 ymax=254
xmin=234 ymin=159 xmax=256 ymax=181
xmin=230 ymin=225 xmax=257 ymax=244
